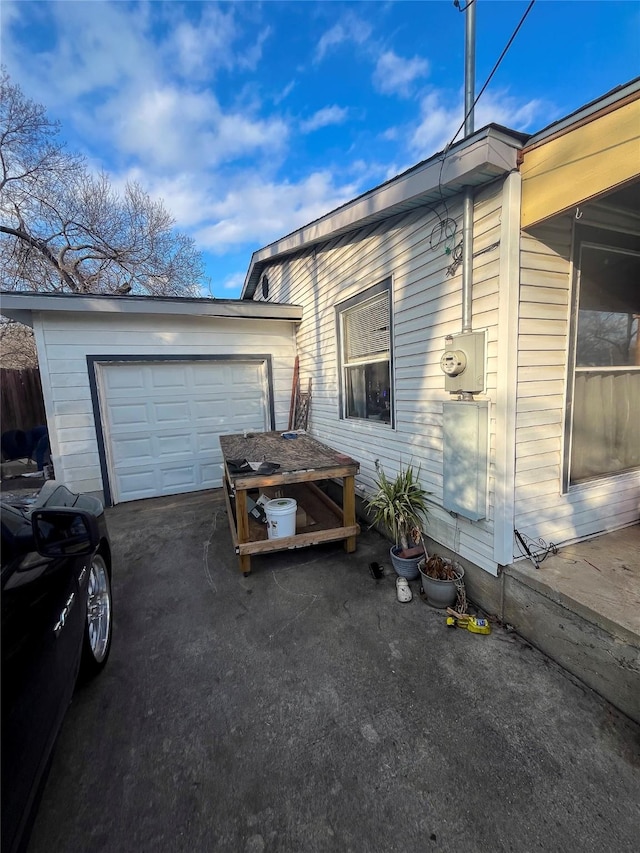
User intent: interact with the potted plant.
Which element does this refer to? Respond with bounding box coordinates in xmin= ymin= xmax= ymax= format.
xmin=366 ymin=461 xmax=430 ymax=580
xmin=418 ymin=554 xmax=465 ymax=609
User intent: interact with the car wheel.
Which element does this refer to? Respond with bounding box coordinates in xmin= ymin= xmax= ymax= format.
xmin=80 ymin=552 xmax=112 ymax=679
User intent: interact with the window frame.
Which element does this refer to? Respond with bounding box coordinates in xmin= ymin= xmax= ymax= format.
xmin=335 ymin=277 xmax=394 ymax=427
xmin=564 ymin=223 xmax=640 ymax=490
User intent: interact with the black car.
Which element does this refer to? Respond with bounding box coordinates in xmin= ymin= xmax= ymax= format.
xmin=1 ymin=484 xmax=113 ymax=853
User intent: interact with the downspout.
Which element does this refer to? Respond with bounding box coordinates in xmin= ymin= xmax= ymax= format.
xmin=461 ymin=0 xmax=476 ymax=334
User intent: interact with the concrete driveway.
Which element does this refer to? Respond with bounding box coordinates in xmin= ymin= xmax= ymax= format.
xmin=28 ymin=490 xmax=639 ymax=853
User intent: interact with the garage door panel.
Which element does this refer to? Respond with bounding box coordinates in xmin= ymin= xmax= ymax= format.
xmin=201 ymin=461 xmax=222 ymax=483
xmin=109 ymin=403 xmax=150 ymax=427
xmin=231 ymin=398 xmax=264 ymax=416
xmin=156 ymin=434 xmax=194 ymax=456
xmin=100 ymin=360 xmax=268 ymax=503
xmin=150 ymin=365 xmax=188 ymax=388
xmin=104 ymin=369 xmax=146 ymax=392
xmin=153 ymin=401 xmax=191 ymax=425
xmin=193 ymin=399 xmax=228 ymax=419
xmin=192 ymin=364 xmax=227 ymax=388
xmin=117 ymin=469 xmax=158 ymax=500
xmin=232 ymin=363 xmax=263 ymax=384
xmin=161 ymin=464 xmax=198 ymax=489
xmin=195 ymin=431 xmax=222 ymax=453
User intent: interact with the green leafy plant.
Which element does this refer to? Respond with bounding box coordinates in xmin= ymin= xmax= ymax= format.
xmin=366 ymin=461 xmax=430 ymax=552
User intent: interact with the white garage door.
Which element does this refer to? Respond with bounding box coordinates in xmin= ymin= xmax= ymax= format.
xmin=98 ymin=360 xmax=269 ymax=503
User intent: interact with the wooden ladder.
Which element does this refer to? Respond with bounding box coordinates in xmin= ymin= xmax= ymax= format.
xmin=288 ymin=357 xmax=312 ymax=430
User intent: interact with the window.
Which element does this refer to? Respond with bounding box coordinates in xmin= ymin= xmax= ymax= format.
xmin=337 ymin=280 xmax=393 ymax=424
xmin=567 ymin=226 xmax=640 ymax=485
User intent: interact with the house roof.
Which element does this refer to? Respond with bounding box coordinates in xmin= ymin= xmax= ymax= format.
xmin=0 ymin=291 xmax=303 ymax=327
xmin=523 ymin=77 xmax=640 ymax=151
xmin=241 ymin=123 xmax=529 ymax=299
xmin=241 ymin=78 xmax=640 ymax=301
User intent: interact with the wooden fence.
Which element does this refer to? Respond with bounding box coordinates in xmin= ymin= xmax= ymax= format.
xmin=0 ymin=368 xmax=47 ymax=434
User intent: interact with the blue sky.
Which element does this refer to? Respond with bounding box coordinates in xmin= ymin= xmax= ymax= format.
xmin=2 ymin=1 xmax=639 ymax=298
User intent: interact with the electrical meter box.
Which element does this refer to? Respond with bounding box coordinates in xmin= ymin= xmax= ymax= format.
xmin=440 ymin=331 xmax=486 ymax=394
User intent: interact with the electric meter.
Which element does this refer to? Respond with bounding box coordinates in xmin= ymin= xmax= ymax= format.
xmin=440 ymin=331 xmax=486 ymax=393
xmin=440 ymin=350 xmax=467 ymax=376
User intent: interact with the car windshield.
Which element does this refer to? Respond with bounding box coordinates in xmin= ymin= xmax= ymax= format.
xmin=0 ymin=502 xmax=30 ymax=534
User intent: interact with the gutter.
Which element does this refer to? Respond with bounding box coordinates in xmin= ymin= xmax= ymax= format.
xmin=0 ymin=291 xmax=303 ymax=327
xmin=241 ymin=125 xmax=526 ymax=300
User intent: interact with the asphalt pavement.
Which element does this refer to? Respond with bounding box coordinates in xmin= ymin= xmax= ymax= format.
xmin=27 ymin=489 xmax=640 ymax=853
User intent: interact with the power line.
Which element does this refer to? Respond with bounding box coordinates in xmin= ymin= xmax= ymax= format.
xmin=453 ymin=0 xmax=477 ymax=12
xmin=447 ymin=0 xmax=536 ymax=151
xmin=436 ymin=0 xmax=536 ymax=217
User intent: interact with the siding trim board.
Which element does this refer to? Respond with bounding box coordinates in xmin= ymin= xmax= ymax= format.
xmin=87 ymin=354 xmax=276 ymax=506
xmin=493 ymin=171 xmax=521 ymax=567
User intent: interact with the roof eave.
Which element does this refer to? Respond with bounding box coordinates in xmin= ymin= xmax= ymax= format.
xmin=241 ymin=124 xmax=526 ymax=299
xmin=0 ymin=292 xmax=303 ymax=327
xmin=524 ymin=77 xmax=640 ymax=149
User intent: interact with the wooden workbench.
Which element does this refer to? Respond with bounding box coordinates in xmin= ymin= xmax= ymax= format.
xmin=219 ymin=432 xmax=360 ymax=574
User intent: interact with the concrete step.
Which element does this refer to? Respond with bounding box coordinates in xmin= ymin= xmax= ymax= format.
xmin=461 ymin=524 xmax=640 ymax=724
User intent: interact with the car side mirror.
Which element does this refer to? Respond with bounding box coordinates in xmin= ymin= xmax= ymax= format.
xmin=31 ymin=509 xmax=100 ymax=558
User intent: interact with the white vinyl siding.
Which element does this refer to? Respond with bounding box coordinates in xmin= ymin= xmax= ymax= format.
xmin=516 ymin=202 xmax=640 ymax=548
xmin=251 ymin=183 xmax=506 ymax=573
xmin=33 ymin=313 xmax=297 ymax=498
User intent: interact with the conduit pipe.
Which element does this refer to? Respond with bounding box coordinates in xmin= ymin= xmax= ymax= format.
xmin=461 ymin=0 xmax=476 ymax=334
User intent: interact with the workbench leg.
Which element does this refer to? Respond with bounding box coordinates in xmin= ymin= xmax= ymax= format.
xmin=235 ymin=488 xmax=252 ymax=575
xmin=343 ymin=475 xmax=357 ymax=553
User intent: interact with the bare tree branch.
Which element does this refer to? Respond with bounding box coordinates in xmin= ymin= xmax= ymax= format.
xmin=0 ymin=68 xmax=205 ymax=297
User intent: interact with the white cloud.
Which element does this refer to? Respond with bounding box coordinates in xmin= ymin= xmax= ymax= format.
xmin=4 ymin=1 xmax=156 ymax=105
xmin=172 ymin=5 xmax=238 ymax=77
xmin=4 ymin=0 xmax=276 ymax=170
xmin=193 ymin=171 xmax=360 ymax=253
xmin=3 ymin=0 xmax=365 ymax=268
xmin=409 ymin=89 xmax=546 ymax=159
xmin=274 ymin=80 xmax=296 ymax=104
xmin=300 ymin=105 xmax=349 ymax=133
xmin=170 ymin=5 xmax=272 ymax=78
xmin=95 ymin=83 xmax=289 ymax=173
xmin=222 ymin=272 xmax=246 ymax=291
xmin=373 ymin=51 xmax=429 ymax=97
xmin=314 ymin=14 xmax=372 ymax=63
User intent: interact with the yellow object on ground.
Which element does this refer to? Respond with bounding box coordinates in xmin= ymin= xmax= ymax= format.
xmin=446 ymin=610 xmax=492 ymax=635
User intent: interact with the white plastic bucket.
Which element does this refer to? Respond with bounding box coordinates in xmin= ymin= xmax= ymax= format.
xmin=265 ymin=498 xmax=297 ymax=539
